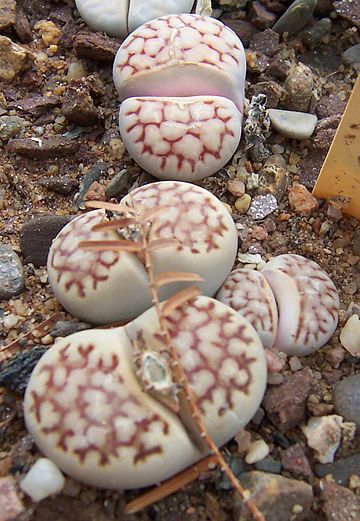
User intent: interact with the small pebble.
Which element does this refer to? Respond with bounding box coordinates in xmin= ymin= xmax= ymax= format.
xmin=273 ymin=0 xmax=317 ymax=35
xmin=105 ymin=169 xmax=129 ymax=198
xmin=268 ymin=109 xmax=317 ymax=140
xmin=340 ymin=314 xmax=360 ymax=357
xmin=288 ymin=182 xmax=319 ymax=214
xmin=227 ymin=179 xmax=246 ymax=197
xmin=334 ymin=375 xmax=360 ymax=427
xmin=66 ymin=60 xmax=86 ymax=81
xmin=3 ymin=313 xmax=19 ymax=329
xmin=247 ymin=193 xmax=278 ymax=220
xmin=302 ymin=415 xmax=343 ymax=464
xmin=267 ymin=373 xmax=284 ymax=385
xmin=245 ymin=439 xmax=270 ymax=464
xmin=20 ymin=458 xmax=65 ymax=501
xmin=342 ymin=44 xmax=360 ymax=66
xmin=254 ymin=457 xmax=282 ymax=474
xmin=235 ymin=193 xmax=252 ymax=214
xmin=289 ymin=356 xmax=303 ymax=372
xmin=0 ymin=245 xmax=25 ymax=300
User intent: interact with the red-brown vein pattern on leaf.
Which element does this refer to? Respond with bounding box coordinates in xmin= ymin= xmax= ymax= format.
xmin=216 ymin=269 xmax=278 ymax=349
xmin=48 ymin=211 xmax=121 ymax=298
xmin=115 ymin=14 xmax=244 ymax=82
xmin=126 ymin=182 xmax=229 ymax=253
xmin=28 ymin=341 xmax=168 ymax=466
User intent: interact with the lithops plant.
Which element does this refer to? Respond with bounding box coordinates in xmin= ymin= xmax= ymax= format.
xmin=218 ymin=254 xmax=339 ymax=356
xmin=113 ymin=14 xmax=246 ymax=181
xmin=216 ymin=269 xmax=278 ymax=350
xmin=47 ymin=181 xmax=237 ymax=324
xmin=74 ymin=0 xmax=207 ymax=37
xmin=261 ymin=254 xmax=339 ymax=356
xmin=24 ymin=296 xmax=267 ymax=489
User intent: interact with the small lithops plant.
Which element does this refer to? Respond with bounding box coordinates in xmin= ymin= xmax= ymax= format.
xmin=217 ymin=254 xmax=340 ymax=356
xmin=74 ymin=0 xmax=205 ymax=37
xmin=47 ymin=181 xmax=237 ymax=324
xmin=261 ymin=254 xmax=339 ymax=356
xmin=24 ymin=296 xmax=267 ymax=489
xmin=113 ymin=14 xmax=246 ymax=181
xmin=216 ymin=269 xmax=278 ymax=350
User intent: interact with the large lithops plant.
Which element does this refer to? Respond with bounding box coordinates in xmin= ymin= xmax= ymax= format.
xmin=113 ymin=14 xmax=246 ymax=181
xmin=25 ymin=197 xmax=267 ymax=521
xmin=47 ymin=181 xmax=238 ymax=324
xmin=74 ymin=0 xmax=211 ymax=37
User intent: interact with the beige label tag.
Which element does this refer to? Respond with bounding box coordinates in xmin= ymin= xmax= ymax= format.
xmin=312 ymin=76 xmax=360 ymax=218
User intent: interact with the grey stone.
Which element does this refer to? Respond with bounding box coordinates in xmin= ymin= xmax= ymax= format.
xmin=38 ymin=175 xmax=75 ymax=195
xmin=233 ymin=471 xmax=313 ymax=521
xmin=20 ymin=215 xmax=73 ymax=267
xmin=254 ymin=457 xmax=282 ymax=474
xmin=0 ymin=347 xmax=46 ymax=394
xmin=0 ymin=245 xmax=25 ymax=301
xmin=74 ymin=162 xmax=107 ymax=208
xmin=273 ymin=0 xmax=316 ymax=35
xmin=50 ymin=320 xmax=90 ymax=338
xmin=0 ymin=116 xmax=27 ymax=142
xmin=105 ymin=169 xmax=129 ymax=198
xmin=342 ymin=44 xmax=360 ymax=66
xmin=334 ymin=375 xmax=360 ymax=427
xmin=314 ymin=453 xmax=360 ymax=485
xmin=268 ymin=108 xmax=317 ymax=139
xmin=303 ymin=18 xmax=332 ymax=47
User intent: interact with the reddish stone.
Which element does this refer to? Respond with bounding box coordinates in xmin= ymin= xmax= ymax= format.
xmin=249 ymin=29 xmax=280 ymax=56
xmin=0 ymin=476 xmax=24 ymax=521
xmin=74 ymin=31 xmax=120 ymax=62
xmin=288 ymin=183 xmax=319 ymax=214
xmin=263 ymin=367 xmax=314 ymax=431
xmin=249 ymin=1 xmax=277 ymax=30
xmin=220 ymin=17 xmax=258 ymax=47
xmin=281 ymin=444 xmax=313 ymax=480
xmin=321 ymin=482 xmax=360 ymax=521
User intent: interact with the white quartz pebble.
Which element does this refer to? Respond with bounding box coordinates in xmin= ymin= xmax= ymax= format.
xmin=245 ymin=439 xmax=270 ymax=464
xmin=267 ymin=109 xmax=318 ymax=140
xmin=301 ymin=415 xmax=343 ymax=464
xmin=20 ymin=458 xmax=65 ymax=502
xmin=340 ymin=314 xmax=360 ymax=357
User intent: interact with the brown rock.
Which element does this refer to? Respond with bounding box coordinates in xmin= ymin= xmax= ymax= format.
xmin=249 ymin=1 xmax=277 ymax=29
xmin=267 ymin=54 xmax=290 ymax=80
xmin=249 ymin=29 xmax=280 ymax=56
xmin=260 ymin=0 xmax=287 ymax=14
xmin=14 ymin=5 xmax=33 ymax=43
xmin=7 ymin=136 xmax=79 ymax=159
xmin=62 ymin=83 xmax=99 ymax=126
xmin=33 ymin=495 xmax=110 ymax=521
xmin=316 ymin=94 xmax=347 ymax=119
xmin=233 ymin=472 xmax=313 ymax=521
xmin=281 ymin=443 xmax=313 ymax=480
xmin=34 ymin=20 xmax=61 ymax=46
xmin=263 ymin=367 xmax=314 ymax=431
xmin=288 ymin=182 xmax=319 ymax=214
xmin=298 ymin=148 xmax=327 ymax=188
xmin=0 ymin=0 xmax=15 ymax=30
xmin=247 ymin=80 xmax=285 ymax=108
xmin=20 ymin=215 xmax=73 ymax=267
xmin=320 ymin=481 xmax=360 ymax=521
xmin=0 ymin=35 xmax=33 ymax=83
xmin=227 ymin=179 xmax=245 ymax=197
xmin=312 ymin=116 xmax=340 ymax=151
xmin=0 ymin=475 xmax=25 ymax=521
xmin=220 ymin=17 xmax=258 ymax=47
xmin=74 ymin=31 xmax=120 ymax=63
xmin=38 ymin=175 xmax=75 ymax=195
xmin=257 ymin=154 xmax=289 ymax=202
xmin=284 ymin=63 xmax=314 ymax=112
xmin=9 ymin=95 xmax=61 ymax=117
xmin=246 ymin=51 xmax=270 ymax=74
xmin=334 ymin=0 xmax=360 ymax=28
